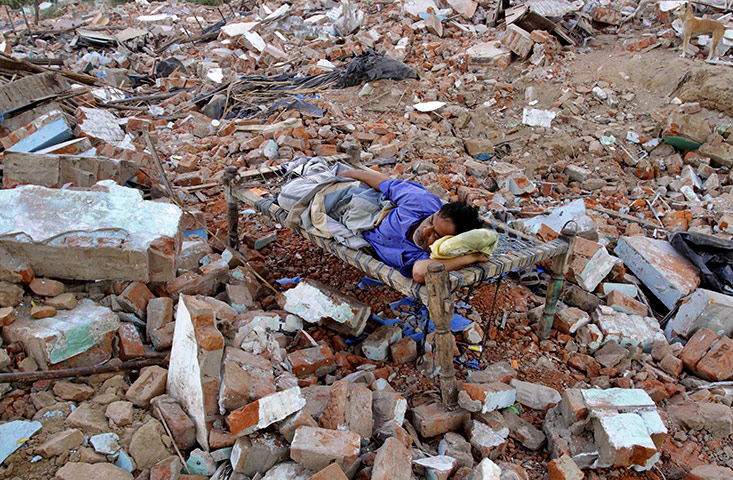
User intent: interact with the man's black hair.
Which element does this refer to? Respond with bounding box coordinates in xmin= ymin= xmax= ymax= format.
xmin=437 ymin=202 xmax=483 ymax=234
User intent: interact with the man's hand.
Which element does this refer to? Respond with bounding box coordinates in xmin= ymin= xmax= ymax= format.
xmin=412 ymin=252 xmax=488 ymax=284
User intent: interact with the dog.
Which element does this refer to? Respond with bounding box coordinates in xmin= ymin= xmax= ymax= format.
xmin=673 ymin=2 xmax=726 ymax=60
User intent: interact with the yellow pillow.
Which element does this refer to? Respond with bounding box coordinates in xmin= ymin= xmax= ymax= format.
xmin=430 ymin=228 xmax=499 ymax=259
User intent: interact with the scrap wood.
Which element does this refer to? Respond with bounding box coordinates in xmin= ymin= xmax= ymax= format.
xmin=0 ymin=51 xmax=98 ymax=85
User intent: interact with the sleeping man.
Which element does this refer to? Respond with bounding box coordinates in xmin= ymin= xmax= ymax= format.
xmin=340 ymin=169 xmax=488 ymax=283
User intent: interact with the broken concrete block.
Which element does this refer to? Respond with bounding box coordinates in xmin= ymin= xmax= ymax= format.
xmin=665 ymin=289 xmax=733 ymax=341
xmin=126 ymin=365 xmax=168 ymax=408
xmin=2 ymin=152 xmax=138 ymax=189
xmin=362 ymin=324 xmax=402 ymax=362
xmin=466 ymin=458 xmax=502 ymax=480
xmin=2 ymin=299 xmax=119 ymax=369
xmin=465 ymin=42 xmax=512 ymax=67
xmin=458 ymin=382 xmax=516 ymax=414
xmin=606 ymin=290 xmax=647 ymax=317
xmin=230 ymin=433 xmax=288 ymax=476
xmin=0 ymin=183 xmax=183 ymax=282
xmin=614 ymin=236 xmax=700 ymax=310
xmin=219 ymin=347 xmax=276 ymax=410
xmin=281 ymin=279 xmax=370 ymax=336
xmin=372 ymin=390 xmax=407 ymax=434
xmin=547 ymin=454 xmax=583 ymax=480
xmin=592 ymin=305 xmax=665 ymax=352
xmin=287 ymin=344 xmax=336 ymax=377
xmin=167 ymin=296 xmax=223 ymax=449
xmin=580 ymin=388 xmax=656 ymax=411
xmin=593 ymin=413 xmax=658 ymax=468
xmin=501 ymin=411 xmax=546 ymax=450
xmin=372 ymin=436 xmax=412 ymax=480
xmin=502 ymin=24 xmax=534 ymax=58
xmin=468 ymin=420 xmax=509 ymax=460
xmin=575 ymin=246 xmax=620 ymax=293
xmin=555 ymin=307 xmax=591 ymax=335
xmin=289 ymin=426 xmax=360 ymax=471
xmin=117 ymin=322 xmax=145 ymax=361
xmin=412 ymin=401 xmax=470 ymax=438
xmin=510 ymin=379 xmax=561 ymax=410
xmin=228 ymin=386 xmax=306 ymax=436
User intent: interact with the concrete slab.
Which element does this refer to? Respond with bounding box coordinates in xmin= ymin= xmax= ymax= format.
xmin=581 ymin=388 xmax=656 ymax=411
xmin=592 ymin=305 xmax=666 ymax=352
xmin=2 ymin=299 xmax=119 ymax=369
xmin=665 ymin=288 xmax=733 ymax=341
xmin=0 ymin=182 xmax=183 ymax=282
xmin=614 ymin=236 xmax=700 ymax=310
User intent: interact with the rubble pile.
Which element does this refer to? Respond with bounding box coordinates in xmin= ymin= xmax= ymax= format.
xmin=1 ymin=0 xmax=733 ymax=479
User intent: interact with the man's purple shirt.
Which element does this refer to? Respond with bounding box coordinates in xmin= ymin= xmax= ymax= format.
xmin=362 ymin=179 xmax=443 ymax=278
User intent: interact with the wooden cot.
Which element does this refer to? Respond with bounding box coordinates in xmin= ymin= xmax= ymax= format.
xmin=223 ymin=157 xmax=577 ymax=405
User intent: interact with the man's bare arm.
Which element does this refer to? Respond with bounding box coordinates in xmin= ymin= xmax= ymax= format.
xmin=411 ymin=253 xmax=489 ymax=284
xmin=340 ymin=169 xmax=391 ymax=191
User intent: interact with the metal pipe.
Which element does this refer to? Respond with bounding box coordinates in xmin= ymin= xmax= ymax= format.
xmin=224 ymin=166 xmax=239 ymax=249
xmin=539 ymin=222 xmax=577 ymax=339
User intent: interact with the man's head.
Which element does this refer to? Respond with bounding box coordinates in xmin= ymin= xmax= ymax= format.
xmin=411 ymin=201 xmax=482 ymax=251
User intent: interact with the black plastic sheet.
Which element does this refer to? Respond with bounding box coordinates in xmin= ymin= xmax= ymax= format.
xmin=669 ymin=231 xmax=733 ymax=294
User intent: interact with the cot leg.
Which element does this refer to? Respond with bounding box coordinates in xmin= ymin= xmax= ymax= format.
xmin=539 ymin=224 xmax=577 ymax=339
xmin=426 ymin=263 xmax=458 ymax=407
xmin=224 ymin=166 xmax=239 ymax=249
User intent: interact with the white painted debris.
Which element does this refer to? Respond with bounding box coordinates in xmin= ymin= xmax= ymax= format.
xmin=0 ymin=420 xmax=42 ymax=464
xmin=522 ymin=108 xmax=556 ymax=128
xmin=414 ymin=101 xmax=446 ymax=112
xmin=592 ymin=306 xmax=666 ymax=352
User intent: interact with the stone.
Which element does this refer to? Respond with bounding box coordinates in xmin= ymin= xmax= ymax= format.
xmin=37 ymin=428 xmax=84 ymax=457
xmin=288 ymin=345 xmax=336 ymax=377
xmin=439 ymin=432 xmax=474 ymax=469
xmin=281 ymin=279 xmax=370 ymax=336
xmin=55 ymin=463 xmax=133 ymax=480
xmin=65 ymin=403 xmax=109 ymax=433
xmin=106 ymin=400 xmax=134 ymax=427
xmin=592 ymin=306 xmax=666 ymax=352
xmin=468 ymin=420 xmax=509 ymax=459
xmin=310 ymin=463 xmax=349 ymax=480
xmin=361 ymin=325 xmax=402 ymax=362
xmin=146 ymin=297 xmax=173 ymax=342
xmin=0 ymin=183 xmax=183 ymax=282
xmin=126 ymin=365 xmax=168 ymax=408
xmin=466 ymin=458 xmax=502 ymax=480
xmin=31 ymin=305 xmax=57 ymax=318
xmin=150 ymin=456 xmax=182 ymax=480
xmin=372 ymin=390 xmax=408 ymax=434
xmin=90 ymin=432 xmax=120 ymax=455
xmin=53 ymin=381 xmax=94 ymax=401
xmin=129 ymin=419 xmax=173 ymax=470
xmin=555 ymin=307 xmax=590 ymax=334
xmin=412 ymin=401 xmax=470 ymax=437
xmin=151 ymin=395 xmax=197 ymax=451
xmin=0 ymin=281 xmax=23 ymax=307
xmin=668 ymin=402 xmax=733 ymax=439
xmin=606 ymin=290 xmax=647 ymax=317
xmin=547 ymin=454 xmax=583 ymax=480
xmin=228 ymin=386 xmax=306 ymax=436
xmin=510 ymin=379 xmax=561 ymax=410
xmin=666 ymin=288 xmax=733 ymax=340
xmin=29 ymin=277 xmax=65 ymax=296
xmin=501 ymin=411 xmax=546 ymax=450
xmin=685 ymin=465 xmax=733 ymax=480
xmin=372 ymin=436 xmax=411 ymax=480
xmin=695 ymin=335 xmax=733 ymax=381
xmin=2 ymin=299 xmax=119 ymax=369
xmin=46 ymin=293 xmax=77 ymax=310
xmin=659 ymin=353 xmax=683 ymax=377
xmin=167 ymin=295 xmax=224 ymax=449
xmin=279 ymin=410 xmax=318 ymax=443
xmin=593 ymin=340 xmax=629 ymax=369
xmin=593 ymin=413 xmax=658 ymax=468
xmin=615 ymin=236 xmax=700 ymax=310
xmin=290 ymin=426 xmax=360 ymax=471
xmin=458 ymin=382 xmax=516 ymax=414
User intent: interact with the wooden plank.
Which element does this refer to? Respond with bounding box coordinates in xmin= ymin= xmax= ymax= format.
xmin=0 ymin=71 xmax=69 ymax=113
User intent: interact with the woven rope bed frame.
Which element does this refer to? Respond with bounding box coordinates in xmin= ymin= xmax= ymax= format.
xmin=223 ymin=157 xmax=577 ymax=405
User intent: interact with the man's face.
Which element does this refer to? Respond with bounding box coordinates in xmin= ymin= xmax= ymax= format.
xmin=412 ymin=213 xmax=457 ymax=251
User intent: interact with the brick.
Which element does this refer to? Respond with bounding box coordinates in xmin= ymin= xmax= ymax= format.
xmin=231 ymin=433 xmax=288 ymax=476
xmin=209 ymin=428 xmax=235 ymax=449
xmin=219 ymin=347 xmax=275 ymax=409
xmin=37 ymin=429 xmax=84 ymax=458
xmin=459 ymin=382 xmax=516 ymax=414
xmin=695 ymin=336 xmax=733 ymax=381
xmin=666 ymin=288 xmax=733 ymax=341
xmin=151 ymin=322 xmax=175 ymax=350
xmin=547 ymin=454 xmax=583 ymax=480
xmin=147 ymin=296 xmax=173 ymax=340
xmin=29 ymin=277 xmax=64 ymax=297
xmin=105 ymin=400 xmax=134 ymax=427
xmin=225 ymin=284 xmax=254 ymax=313
xmin=117 ymin=323 xmax=145 ymax=361
xmin=290 ymin=426 xmax=360 ymax=471
xmin=46 ymin=293 xmax=77 ymax=310
xmin=372 ymin=436 xmax=411 ymax=480
xmin=362 ymin=324 xmax=402 ymax=362
xmin=53 ymin=381 xmax=94 ymax=401
xmin=55 ymin=462 xmax=133 ymax=480
xmin=606 ymin=290 xmax=647 ymax=316
xmin=615 ymin=236 xmax=700 ymax=310
xmin=468 ymin=420 xmax=509 ymax=460
xmin=502 ymin=24 xmax=534 ymax=58
xmin=126 ymin=366 xmax=168 ymax=408
xmin=679 ymin=328 xmax=719 ymax=371
xmin=152 ymin=395 xmax=197 ymax=451
xmin=310 ymin=463 xmax=349 ymax=480
xmin=3 ymin=299 xmax=119 ymax=368
xmin=390 ymin=337 xmax=418 ymax=364
xmin=228 ymin=386 xmax=306 ymax=436
xmin=555 ymin=307 xmax=590 ymax=334
xmin=413 ymin=455 xmax=457 ymax=480
xmin=592 ymin=6 xmax=623 ymax=25
xmin=413 ymin=402 xmax=470 ymax=438
xmin=659 ymin=353 xmax=683 ymax=377
xmin=593 ymin=413 xmax=658 ymax=468
xmin=150 ymin=456 xmax=182 ymax=480
xmin=31 ymin=305 xmax=57 ymax=319
xmin=0 ymin=306 xmax=15 ymax=325
xmin=118 ymin=281 xmax=155 ymax=318
xmin=314 ymin=144 xmax=337 ymax=156
xmin=279 ymin=409 xmax=318 ymax=443
xmin=288 ymin=345 xmax=336 ymax=377
xmin=685 ymin=465 xmax=733 ymax=480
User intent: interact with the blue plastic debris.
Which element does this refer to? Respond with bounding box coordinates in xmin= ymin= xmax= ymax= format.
xmin=183 ymin=228 xmax=208 ymax=239
xmin=358 ymin=276 xmax=383 ymax=289
xmin=389 ymin=297 xmax=418 ymax=310
xmin=475 ymin=153 xmax=492 ymax=161
xmin=450 ymin=313 xmax=471 ymax=333
xmin=455 ymin=301 xmax=471 ymax=310
xmin=276 ymin=275 xmax=301 ymax=286
xmin=455 ymin=358 xmax=481 ymax=369
xmin=369 ymin=314 xmax=401 ymax=326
